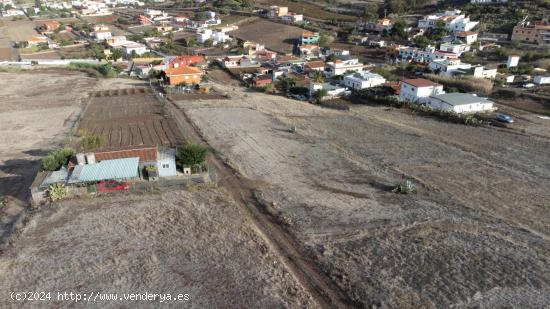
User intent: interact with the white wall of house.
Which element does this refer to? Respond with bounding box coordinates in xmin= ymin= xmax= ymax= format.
xmin=343 ymin=72 xmax=386 ymax=90
xmin=534 ymin=75 xmax=550 ymax=85
xmin=400 ymin=83 xmax=445 ymax=103
xmin=427 ymin=97 xmax=494 ymax=113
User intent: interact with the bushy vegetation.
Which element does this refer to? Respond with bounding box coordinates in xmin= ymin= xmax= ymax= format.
xmin=424 ymin=74 xmax=493 ymax=96
xmin=176 ymin=143 xmax=208 ymax=169
xmin=355 ymin=90 xmax=487 ymax=126
xmin=42 ymin=147 xmax=75 ymax=171
xmin=68 ymin=62 xmax=119 ymax=78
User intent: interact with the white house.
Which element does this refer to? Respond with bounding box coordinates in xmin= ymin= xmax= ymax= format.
xmin=439 ymin=42 xmax=470 ymax=55
xmin=455 ymin=31 xmax=478 ymax=44
xmin=325 ymin=59 xmax=363 ymax=77
xmin=399 ymin=46 xmax=459 ymax=63
xmin=534 ymin=75 xmax=550 ymax=85
xmin=418 ymin=10 xmax=479 ymax=33
xmin=472 ymin=65 xmax=497 ymax=79
xmin=496 ymin=74 xmax=515 ymax=84
xmin=282 ymin=13 xmax=303 ymax=23
xmin=400 ymin=78 xmax=445 ymax=103
xmin=427 ymin=93 xmax=494 ymax=113
xmin=122 ymin=41 xmax=148 ymax=56
xmin=94 ymin=29 xmax=112 ymax=41
xmin=2 ymin=8 xmax=25 ymax=16
xmin=197 ymin=28 xmax=230 ymax=45
xmin=429 ymin=59 xmax=472 ymax=76
xmin=507 ymin=55 xmax=520 ymax=68
xmin=343 ymin=71 xmax=386 ymax=90
xmin=309 ymin=83 xmax=349 ymax=99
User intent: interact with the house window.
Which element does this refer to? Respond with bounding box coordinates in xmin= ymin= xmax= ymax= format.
xmin=162 ymin=163 xmax=169 ymax=169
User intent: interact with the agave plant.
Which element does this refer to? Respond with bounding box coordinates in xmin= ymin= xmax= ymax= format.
xmin=47 ymin=184 xmax=68 ymax=202
xmin=393 ymin=179 xmax=417 ymax=194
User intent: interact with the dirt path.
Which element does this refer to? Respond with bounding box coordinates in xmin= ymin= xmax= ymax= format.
xmin=159 ymin=86 xmax=356 ymax=308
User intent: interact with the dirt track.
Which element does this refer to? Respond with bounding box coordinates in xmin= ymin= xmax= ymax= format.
xmin=178 ymin=77 xmax=550 ymax=308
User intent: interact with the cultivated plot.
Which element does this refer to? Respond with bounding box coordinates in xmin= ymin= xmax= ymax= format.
xmin=78 ymin=90 xmax=184 ymax=149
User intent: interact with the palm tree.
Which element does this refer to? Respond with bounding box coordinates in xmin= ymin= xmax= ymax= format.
xmin=311 ymin=70 xmax=325 ymax=83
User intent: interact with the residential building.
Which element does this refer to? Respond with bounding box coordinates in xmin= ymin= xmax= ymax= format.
xmin=281 ymin=13 xmax=303 ymax=23
xmin=400 ymin=78 xmax=445 ymax=103
xmin=122 ymin=41 xmax=148 ymax=56
xmin=94 ymin=29 xmax=112 ymax=41
xmin=534 ymin=75 xmax=550 ymax=85
xmin=1 ymin=8 xmax=25 ymax=16
xmin=309 ymin=83 xmax=349 ymax=99
xmin=418 ymin=10 xmax=479 ymax=33
xmin=325 ymin=58 xmax=363 ymax=77
xmin=439 ymin=42 xmax=470 ymax=55
xmin=253 ymin=75 xmax=272 ymax=87
xmin=496 ymin=74 xmax=515 ymax=84
xmin=197 ymin=29 xmax=230 ymax=45
xmin=507 ymin=55 xmax=520 ymax=68
xmin=301 ymin=32 xmax=320 ymax=45
xmin=429 ymin=59 xmax=472 ymax=76
xmin=167 ymin=55 xmax=205 ymax=69
xmin=511 ymin=20 xmax=550 ymax=45
xmin=427 ymin=93 xmax=494 ymax=113
xmin=27 ymin=36 xmax=49 ymax=46
xmin=268 ymin=5 xmax=288 ymax=18
xmin=164 ymin=65 xmax=202 ymax=85
xmin=399 ymin=46 xmax=459 ymax=63
xmin=299 ymin=44 xmax=320 ymax=58
xmin=42 ymin=20 xmax=61 ymax=32
xmin=304 ymin=60 xmax=325 ymax=72
xmin=343 ymin=71 xmax=386 ymax=90
xmin=358 ymin=18 xmax=394 ymax=32
xmin=68 ymin=157 xmax=140 ymax=184
xmin=221 ymin=55 xmax=260 ymax=68
xmin=455 ymin=31 xmax=478 ymax=44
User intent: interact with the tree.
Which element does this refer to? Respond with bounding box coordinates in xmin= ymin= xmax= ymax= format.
xmin=201 ymin=74 xmax=209 ymax=82
xmin=363 ymin=3 xmax=379 ymax=21
xmin=184 ymin=37 xmax=197 ymax=47
xmin=385 ymin=0 xmax=405 ymax=14
xmin=313 ymin=89 xmax=328 ymax=103
xmin=318 ymin=34 xmax=334 ymax=48
xmin=278 ymin=77 xmax=296 ymax=92
xmin=311 ymin=70 xmax=325 ymax=83
xmin=176 ymin=143 xmax=207 ymax=168
xmin=413 ymin=35 xmax=431 ymax=48
xmin=42 ymin=147 xmax=75 ymax=171
xmin=111 ymin=48 xmax=123 ymax=61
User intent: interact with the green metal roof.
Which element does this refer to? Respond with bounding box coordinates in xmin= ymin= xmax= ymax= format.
xmin=77 ymin=157 xmax=139 ymax=182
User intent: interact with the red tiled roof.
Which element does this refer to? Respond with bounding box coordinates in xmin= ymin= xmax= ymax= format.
xmin=165 ymin=66 xmax=202 ymax=75
xmin=402 ymin=78 xmax=441 ymax=88
xmin=305 ymin=60 xmax=325 ymax=68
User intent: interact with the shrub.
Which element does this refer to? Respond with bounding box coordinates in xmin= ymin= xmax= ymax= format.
xmin=68 ymin=62 xmax=118 ymax=78
xmin=42 ymin=147 xmax=75 ymax=171
xmin=176 ymin=143 xmax=207 ymax=169
xmin=79 ymin=129 xmax=104 ymax=150
xmin=47 ymin=183 xmax=67 ymax=201
xmin=425 ymin=74 xmax=493 ymax=95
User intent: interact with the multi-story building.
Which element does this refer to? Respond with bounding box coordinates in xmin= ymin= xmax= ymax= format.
xmin=511 ymin=20 xmax=550 ymax=45
xmin=418 ymin=10 xmax=479 ymax=33
xmin=301 ymin=32 xmax=320 ymax=45
xmin=325 ymin=59 xmax=363 ymax=77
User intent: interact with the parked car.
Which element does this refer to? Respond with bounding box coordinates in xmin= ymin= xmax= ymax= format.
xmin=97 ymin=180 xmax=130 ymax=192
xmin=523 ymin=83 xmax=535 ymax=89
xmin=495 ymin=114 xmax=514 ymax=123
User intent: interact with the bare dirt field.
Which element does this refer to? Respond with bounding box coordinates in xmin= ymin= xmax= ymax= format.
xmin=0 ymin=18 xmax=38 ymax=42
xmin=0 ymin=187 xmax=316 ymax=308
xmin=232 ymin=18 xmax=303 ymax=54
xmin=181 ymin=80 xmax=550 ymax=308
xmin=0 ymin=70 xmax=96 ymax=244
xmin=257 ymin=0 xmax=357 ymax=21
xmin=78 ymin=90 xmax=184 ymax=149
